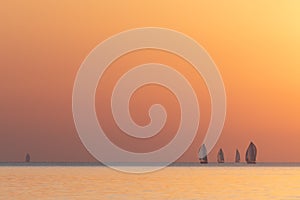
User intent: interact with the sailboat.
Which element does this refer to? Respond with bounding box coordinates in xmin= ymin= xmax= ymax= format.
xmin=217 ymin=148 xmax=225 ymax=163
xmin=198 ymin=144 xmax=208 ymax=164
xmin=235 ymin=149 xmax=240 ymax=163
xmin=245 ymin=142 xmax=257 ymax=164
xmin=25 ymin=153 xmax=30 ymax=163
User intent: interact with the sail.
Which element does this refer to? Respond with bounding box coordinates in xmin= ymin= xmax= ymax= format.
xmin=235 ymin=149 xmax=240 ymax=163
xmin=198 ymin=144 xmax=208 ymax=163
xmin=25 ymin=153 xmax=30 ymax=163
xmin=245 ymin=142 xmax=257 ymax=164
xmin=217 ymin=148 xmax=225 ymax=163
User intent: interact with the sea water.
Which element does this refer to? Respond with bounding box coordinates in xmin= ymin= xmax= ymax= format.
xmin=0 ymin=164 xmax=299 ymax=200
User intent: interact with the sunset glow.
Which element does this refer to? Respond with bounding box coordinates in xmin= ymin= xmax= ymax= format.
xmin=1 ymin=1 xmax=300 ymax=163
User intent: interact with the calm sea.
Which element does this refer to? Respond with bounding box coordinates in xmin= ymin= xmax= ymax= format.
xmin=0 ymin=163 xmax=300 ymax=200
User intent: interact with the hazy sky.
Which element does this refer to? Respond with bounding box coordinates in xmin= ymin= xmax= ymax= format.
xmin=0 ymin=1 xmax=300 ymax=162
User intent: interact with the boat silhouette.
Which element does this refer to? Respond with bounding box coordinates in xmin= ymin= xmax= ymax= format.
xmin=245 ymin=142 xmax=257 ymax=164
xmin=25 ymin=153 xmax=30 ymax=163
xmin=217 ymin=148 xmax=225 ymax=163
xmin=235 ymin=149 xmax=240 ymax=163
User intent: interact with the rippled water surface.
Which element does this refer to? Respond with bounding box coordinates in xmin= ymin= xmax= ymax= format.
xmin=0 ymin=166 xmax=300 ymax=199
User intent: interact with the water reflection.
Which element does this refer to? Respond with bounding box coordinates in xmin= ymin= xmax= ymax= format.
xmin=0 ymin=166 xmax=299 ymax=199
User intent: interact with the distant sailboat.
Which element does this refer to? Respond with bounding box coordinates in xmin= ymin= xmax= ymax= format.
xmin=235 ymin=149 xmax=240 ymax=163
xmin=198 ymin=144 xmax=208 ymax=164
xmin=245 ymin=142 xmax=257 ymax=164
xmin=217 ymin=148 xmax=225 ymax=163
xmin=25 ymin=153 xmax=30 ymax=163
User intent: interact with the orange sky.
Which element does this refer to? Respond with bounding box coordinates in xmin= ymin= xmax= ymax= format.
xmin=0 ymin=1 xmax=299 ymax=162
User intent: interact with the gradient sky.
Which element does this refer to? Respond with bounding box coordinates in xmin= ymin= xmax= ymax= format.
xmin=0 ymin=1 xmax=300 ymax=162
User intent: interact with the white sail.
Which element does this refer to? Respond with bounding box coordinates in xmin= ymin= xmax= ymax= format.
xmin=198 ymin=144 xmax=208 ymax=163
xmin=198 ymin=144 xmax=207 ymax=159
